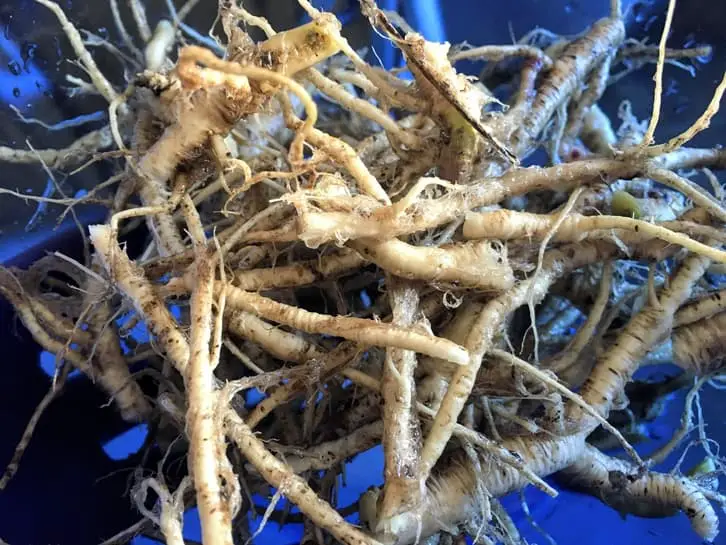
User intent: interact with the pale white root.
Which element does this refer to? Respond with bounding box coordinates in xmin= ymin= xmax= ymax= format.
xmin=294 ymin=147 xmax=726 ymax=246
xmin=648 ymin=70 xmax=726 ymax=156
xmin=223 ymin=338 xmax=265 ymax=375
xmin=368 ymin=18 xmax=515 ymax=165
xmin=673 ymin=311 xmax=726 ymax=375
xmin=563 ymin=51 xmax=614 ymax=145
xmin=654 ymin=147 xmax=726 ymax=171
xmin=89 ymin=225 xmax=190 ymax=373
xmin=176 ymin=48 xmax=319 ymax=162
xmin=637 ymin=0 xmax=677 ymax=149
xmin=134 ymin=34 xmax=329 ymax=254
xmin=173 ymin=277 xmax=470 ymax=365
xmin=418 ymin=301 xmax=484 ymax=380
xmin=462 ymin=210 xmax=726 ymax=263
xmin=0 ymin=127 xmax=113 ymax=170
xmin=284 ymin=420 xmax=384 ymax=473
xmin=11 ymin=5 xmax=726 ymax=545
xmin=558 ymin=445 xmax=719 ymax=542
xmin=128 ymin=0 xmax=152 ymax=42
xmin=329 ymin=68 xmax=427 ymax=112
xmin=233 ymin=251 xmax=365 ymax=291
xmin=294 ymin=158 xmax=645 ymax=245
xmin=575 ymin=251 xmax=712 ymax=422
xmin=646 ymin=374 xmax=710 ymax=465
xmin=134 ymin=97 xmax=232 ymax=256
xmin=349 ymin=239 xmax=515 ymax=291
xmin=137 ymin=99 xmax=236 ymax=195
xmin=489 ymin=349 xmax=642 ymax=464
xmin=547 ymin=261 xmax=612 ymax=374
xmin=82 ymin=270 xmax=152 ymax=421
xmin=3 ymin=259 xmax=147 ymax=424
xmin=226 ymin=410 xmax=384 ymax=545
xmin=580 ymin=104 xmax=618 ymax=154
xmin=343 ymin=368 xmax=556 ymax=498
xmin=449 ymin=44 xmax=552 ymax=67
xmin=145 ymin=20 xmax=176 ymax=72
xmin=182 ymin=197 xmax=233 ymax=545
xmin=509 ymin=17 xmax=625 ymax=154
xmin=245 ymin=341 xmax=361 ymax=429
xmin=0 ymin=271 xmax=93 ymax=377
xmin=646 ymin=167 xmax=726 ymax=224
xmin=377 ymin=281 xmax=424 ymax=528
xmin=279 ymin=95 xmax=391 ymax=205
xmin=134 ymin=477 xmax=191 ymax=545
xmin=109 ymin=0 xmax=138 ymax=58
xmin=225 ymin=310 xmax=320 ymax=364
xmin=674 ymin=289 xmax=726 ymax=327
xmin=361 ymin=434 xmax=587 ymax=544
xmin=34 ymin=0 xmax=118 ymax=103
xmin=305 ymin=68 xmax=420 ymax=149
xmin=313 ymin=7 xmax=425 ymax=113
xmin=419 ymin=259 xmax=561 ymax=481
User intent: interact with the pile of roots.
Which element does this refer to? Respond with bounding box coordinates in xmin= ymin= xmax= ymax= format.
xmin=2 ymin=0 xmax=726 ymax=543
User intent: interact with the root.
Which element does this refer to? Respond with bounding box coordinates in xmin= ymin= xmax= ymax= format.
xmin=463 ymin=209 xmax=726 ymax=263
xmin=649 ymin=71 xmax=726 ymax=155
xmin=637 ymin=0 xmax=676 ymax=149
xmin=109 ymin=0 xmax=139 ymax=59
xmin=646 ymin=374 xmax=709 ymax=465
xmin=305 ymin=68 xmax=420 ymax=149
xmin=233 ymin=251 xmax=365 ymax=291
xmin=177 ymin=277 xmax=471 ymax=365
xmin=547 ymin=261 xmax=612 ymax=374
xmin=673 ymin=311 xmax=726 ymax=375
xmin=377 ymin=280 xmax=424 ymax=526
xmin=349 ymin=239 xmax=514 ymax=291
xmin=294 ymin=157 xmax=642 ymax=244
xmin=226 ymin=410 xmax=383 ymax=545
xmin=183 ymin=198 xmax=234 ymax=545
xmin=0 ymin=363 xmax=70 ymax=491
xmin=284 ymin=421 xmax=384 ymax=473
xmin=0 ymin=127 xmax=113 ymax=170
xmin=419 ymin=242 xmax=612 ymax=482
xmin=0 ymin=269 xmax=94 ymax=376
xmin=128 ymin=0 xmax=152 ymax=41
xmin=489 ymin=349 xmax=642 ymax=465
xmin=245 ymin=341 xmax=361 ymax=429
xmin=575 ymin=251 xmax=712 ymax=422
xmin=89 ymin=225 xmax=190 ymax=373
xmin=83 ymin=272 xmax=152 ymax=422
xmin=362 ymin=434 xmax=586 ymax=544
xmin=35 ymin=0 xmax=118 ymax=102
xmin=646 ymin=167 xmax=726 ymax=223
xmin=449 ymin=44 xmax=552 ymax=68
xmin=134 ymin=477 xmax=191 ymax=545
xmin=510 ymin=16 xmax=625 ymax=154
xmin=674 ymin=288 xmax=726 ymax=326
xmin=343 ymin=368 xmax=557 ymax=497
xmin=558 ymin=444 xmax=719 ymax=541
xmin=279 ymin=95 xmax=391 ymax=205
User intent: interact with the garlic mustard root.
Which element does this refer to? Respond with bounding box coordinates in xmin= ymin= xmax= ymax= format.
xmin=3 ymin=0 xmax=726 ymax=544
xmin=558 ymin=445 xmax=719 ymax=541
